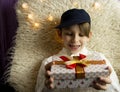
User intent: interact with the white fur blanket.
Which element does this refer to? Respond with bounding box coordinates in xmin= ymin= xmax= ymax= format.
xmin=8 ymin=0 xmax=120 ymax=92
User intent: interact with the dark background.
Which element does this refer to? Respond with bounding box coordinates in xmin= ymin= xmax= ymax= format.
xmin=0 ymin=0 xmax=18 ymax=91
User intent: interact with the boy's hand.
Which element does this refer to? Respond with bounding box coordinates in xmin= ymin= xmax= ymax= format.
xmin=92 ymin=66 xmax=112 ymax=90
xmin=45 ymin=62 xmax=54 ymax=89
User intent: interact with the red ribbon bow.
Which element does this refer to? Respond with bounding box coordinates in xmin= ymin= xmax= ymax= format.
xmin=60 ymin=54 xmax=86 ymax=69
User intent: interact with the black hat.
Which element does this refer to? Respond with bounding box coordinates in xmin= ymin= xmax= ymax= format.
xmin=56 ymin=8 xmax=91 ymax=29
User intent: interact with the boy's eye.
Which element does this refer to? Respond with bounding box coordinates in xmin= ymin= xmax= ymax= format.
xmin=79 ymin=34 xmax=84 ymax=37
xmin=65 ymin=33 xmax=73 ymax=36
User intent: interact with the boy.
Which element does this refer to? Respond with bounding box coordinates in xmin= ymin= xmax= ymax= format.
xmin=36 ymin=9 xmax=120 ymax=92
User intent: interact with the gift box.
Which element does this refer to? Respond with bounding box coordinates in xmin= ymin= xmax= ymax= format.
xmin=50 ymin=56 xmax=110 ymax=88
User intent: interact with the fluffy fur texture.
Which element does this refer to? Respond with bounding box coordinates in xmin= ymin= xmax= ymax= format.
xmin=8 ymin=0 xmax=120 ymax=92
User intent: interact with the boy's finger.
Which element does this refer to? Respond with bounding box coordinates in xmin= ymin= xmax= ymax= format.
xmin=99 ymin=77 xmax=111 ymax=84
xmin=45 ymin=77 xmax=54 ymax=89
xmin=94 ymin=82 xmax=107 ymax=90
xmin=45 ymin=62 xmax=52 ymax=70
xmin=50 ymin=83 xmax=54 ymax=89
xmin=45 ymin=62 xmax=55 ymax=70
xmin=96 ymin=78 xmax=106 ymax=85
xmin=106 ymin=66 xmax=112 ymax=75
xmin=45 ymin=77 xmax=54 ymax=85
xmin=50 ymin=77 xmax=54 ymax=83
xmin=45 ymin=70 xmax=51 ymax=78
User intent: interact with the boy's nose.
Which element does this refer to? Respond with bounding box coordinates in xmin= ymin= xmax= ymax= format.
xmin=72 ymin=35 xmax=79 ymax=43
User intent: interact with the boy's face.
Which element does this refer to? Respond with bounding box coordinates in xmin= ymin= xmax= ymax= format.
xmin=61 ymin=24 xmax=91 ymax=54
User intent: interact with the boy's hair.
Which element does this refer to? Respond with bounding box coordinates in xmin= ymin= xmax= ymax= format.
xmin=59 ymin=22 xmax=90 ymax=37
xmin=78 ymin=22 xmax=91 ymax=37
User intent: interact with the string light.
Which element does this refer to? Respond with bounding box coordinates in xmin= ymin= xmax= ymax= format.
xmin=93 ymin=2 xmax=100 ymax=9
xmin=27 ymin=14 xmax=34 ymax=20
xmin=21 ymin=1 xmax=102 ymax=31
xmin=22 ymin=3 xmax=29 ymax=9
xmin=33 ymin=22 xmax=40 ymax=28
xmin=48 ymin=14 xmax=53 ymax=21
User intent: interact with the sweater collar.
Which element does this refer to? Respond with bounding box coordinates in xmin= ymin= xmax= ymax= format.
xmin=57 ymin=47 xmax=88 ymax=57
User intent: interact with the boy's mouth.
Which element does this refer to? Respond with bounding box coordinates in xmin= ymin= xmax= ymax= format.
xmin=69 ymin=44 xmax=80 ymax=50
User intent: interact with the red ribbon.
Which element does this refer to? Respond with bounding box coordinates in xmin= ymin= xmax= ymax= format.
xmin=60 ymin=54 xmax=86 ymax=69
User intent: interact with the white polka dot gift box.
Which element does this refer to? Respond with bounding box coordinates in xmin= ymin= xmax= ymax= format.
xmin=50 ymin=57 xmax=110 ymax=88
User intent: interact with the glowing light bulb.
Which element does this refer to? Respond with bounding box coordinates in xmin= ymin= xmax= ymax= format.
xmin=34 ymin=22 xmax=40 ymax=28
xmin=28 ymin=14 xmax=34 ymax=20
xmin=48 ymin=15 xmax=53 ymax=21
xmin=93 ymin=2 xmax=100 ymax=9
xmin=22 ymin=3 xmax=28 ymax=9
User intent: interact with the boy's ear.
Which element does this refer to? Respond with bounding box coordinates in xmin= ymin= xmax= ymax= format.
xmin=87 ymin=31 xmax=92 ymax=42
xmin=55 ymin=30 xmax=63 ymax=43
xmin=57 ymin=30 xmax=62 ymax=38
xmin=89 ymin=31 xmax=92 ymax=39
